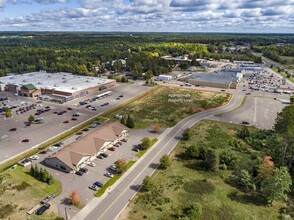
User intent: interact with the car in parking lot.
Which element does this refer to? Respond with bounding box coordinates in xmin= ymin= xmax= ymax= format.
xmin=119 ymin=95 xmax=123 ymax=98
xmin=82 ymin=128 xmax=89 ymax=132
xmin=104 ymin=172 xmax=114 ymax=178
xmin=114 ymin=144 xmax=120 ymax=147
xmin=87 ymin=162 xmax=96 ymax=167
xmin=100 ymin=152 xmax=109 ymax=158
xmin=30 ymin=155 xmax=40 ymax=160
xmin=67 ymin=107 xmax=72 ymax=110
xmin=9 ymin=128 xmax=17 ymax=131
xmin=21 ymin=139 xmax=29 ymax=143
xmin=39 ymin=150 xmax=47 ymax=154
xmin=94 ymin=181 xmax=104 ymax=187
xmin=35 ymin=203 xmax=50 ymax=215
xmin=108 ymin=147 xmax=115 ymax=151
xmin=75 ymin=170 xmax=84 ymax=176
xmin=89 ymin=184 xmax=99 ymax=191
xmin=117 ymin=141 xmax=123 ymax=145
xmin=79 ymin=167 xmax=89 ymax=173
xmin=121 ymin=138 xmax=128 ymax=142
xmin=63 ymin=120 xmax=69 ymax=123
xmin=71 ymin=117 xmax=78 ymax=121
xmin=109 ymin=164 xmax=116 ymax=172
xmin=76 ymin=131 xmax=83 ymax=135
xmin=241 ymin=121 xmax=250 ymax=125
xmin=41 ymin=194 xmax=56 ymax=204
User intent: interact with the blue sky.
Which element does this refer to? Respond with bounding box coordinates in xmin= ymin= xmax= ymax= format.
xmin=0 ymin=0 xmax=293 ymax=32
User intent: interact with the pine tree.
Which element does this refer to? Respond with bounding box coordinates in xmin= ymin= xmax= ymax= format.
xmin=34 ymin=164 xmax=40 ymax=179
xmin=120 ymin=115 xmax=126 ymax=125
xmin=126 ymin=114 xmax=134 ymax=128
xmin=30 ymin=164 xmax=35 ymax=176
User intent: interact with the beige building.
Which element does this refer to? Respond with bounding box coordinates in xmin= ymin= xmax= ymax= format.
xmin=45 ymin=122 xmax=129 ymax=173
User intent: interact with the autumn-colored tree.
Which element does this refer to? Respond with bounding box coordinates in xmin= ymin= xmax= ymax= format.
xmin=153 ymin=123 xmax=161 ymax=133
xmin=69 ymin=190 xmax=80 ymax=207
xmin=115 ymin=159 xmax=127 ymax=174
xmin=258 ymin=156 xmax=274 ymax=181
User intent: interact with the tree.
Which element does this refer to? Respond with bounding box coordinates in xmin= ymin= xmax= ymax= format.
xmin=261 ymin=167 xmax=292 ymax=204
xmin=237 ymin=126 xmax=250 ymax=139
xmin=141 ymin=137 xmax=151 ymax=150
xmin=160 ymin=155 xmax=172 ymax=169
xmin=30 ymin=164 xmax=35 ymax=176
xmin=115 ymin=159 xmax=127 ymax=174
xmin=220 ymin=148 xmax=237 ymax=168
xmin=187 ymin=202 xmax=202 ymax=219
xmin=69 ymin=190 xmax=80 ymax=207
xmin=143 ymin=70 xmax=153 ymax=80
xmin=274 ymin=105 xmax=294 ymax=168
xmin=120 ymin=115 xmax=126 ymax=125
xmin=237 ymin=170 xmax=255 ymax=191
xmin=4 ymin=107 xmax=12 ymax=118
xmin=141 ymin=176 xmax=154 ymax=192
xmin=126 ymin=114 xmax=135 ymax=128
xmin=258 ymin=156 xmax=274 ymax=181
xmin=28 ymin=114 xmax=35 ymax=123
xmin=290 ymin=95 xmax=294 ymax=104
xmin=152 ymin=123 xmax=161 ymax=133
xmin=34 ymin=164 xmax=40 ymax=179
xmin=182 ymin=128 xmax=191 ymax=141
xmin=203 ymin=149 xmax=219 ymax=171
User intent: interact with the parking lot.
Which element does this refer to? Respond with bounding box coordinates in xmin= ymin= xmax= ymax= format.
xmin=28 ymin=127 xmax=159 ymax=218
xmin=0 ymin=83 xmax=151 ymax=163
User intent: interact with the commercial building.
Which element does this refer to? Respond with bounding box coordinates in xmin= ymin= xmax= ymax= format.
xmin=0 ymin=71 xmax=116 ymax=103
xmin=45 ymin=122 xmax=129 ymax=173
xmin=188 ymin=71 xmax=243 ymax=89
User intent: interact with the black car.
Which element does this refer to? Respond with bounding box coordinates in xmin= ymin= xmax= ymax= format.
xmin=241 ymin=121 xmax=250 ymax=125
xmin=119 ymin=95 xmax=123 ymax=98
xmin=100 ymin=153 xmax=109 ymax=158
xmin=97 ymin=154 xmax=104 ymax=159
xmin=82 ymin=128 xmax=89 ymax=132
xmin=36 ymin=203 xmax=50 ymax=215
xmin=94 ymin=181 xmax=104 ymax=187
xmin=79 ymin=167 xmax=89 ymax=173
xmin=75 ymin=170 xmax=84 ymax=176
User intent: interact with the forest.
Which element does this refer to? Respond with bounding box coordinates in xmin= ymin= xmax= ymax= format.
xmin=0 ymin=32 xmax=293 ymax=77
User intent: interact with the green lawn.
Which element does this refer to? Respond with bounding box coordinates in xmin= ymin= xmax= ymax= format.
xmin=121 ymin=121 xmax=285 ymax=220
xmin=103 ymin=86 xmax=230 ymax=129
xmin=0 ymin=165 xmax=62 ymax=219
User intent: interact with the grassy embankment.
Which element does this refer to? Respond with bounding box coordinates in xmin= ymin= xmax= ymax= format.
xmin=0 ymin=165 xmax=62 ymax=220
xmin=121 ymin=120 xmax=285 ymax=220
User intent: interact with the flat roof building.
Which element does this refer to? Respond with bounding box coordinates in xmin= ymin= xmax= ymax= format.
xmin=0 ymin=71 xmax=116 ymax=102
xmin=188 ymin=71 xmax=243 ymax=89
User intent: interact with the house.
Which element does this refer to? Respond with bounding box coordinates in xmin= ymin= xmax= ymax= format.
xmin=45 ymin=122 xmax=129 ymax=173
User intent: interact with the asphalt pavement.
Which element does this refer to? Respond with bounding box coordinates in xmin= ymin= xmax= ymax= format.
xmin=71 ymin=94 xmax=244 ymax=220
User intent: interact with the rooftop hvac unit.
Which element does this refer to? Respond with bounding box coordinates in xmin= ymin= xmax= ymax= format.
xmin=23 ymin=80 xmax=26 ymax=82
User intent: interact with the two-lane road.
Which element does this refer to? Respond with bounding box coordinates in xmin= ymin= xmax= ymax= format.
xmin=72 ymin=94 xmax=244 ymax=220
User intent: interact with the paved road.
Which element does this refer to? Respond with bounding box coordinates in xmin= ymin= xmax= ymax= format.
xmin=71 ymin=94 xmax=244 ymax=220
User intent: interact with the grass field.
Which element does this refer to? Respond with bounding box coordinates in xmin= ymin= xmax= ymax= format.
xmin=103 ymin=86 xmax=230 ymax=128
xmin=120 ymin=120 xmax=285 ymax=220
xmin=0 ymin=165 xmax=62 ymax=219
xmin=280 ymin=56 xmax=294 ymax=70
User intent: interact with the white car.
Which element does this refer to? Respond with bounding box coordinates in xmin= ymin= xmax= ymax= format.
xmin=104 ymin=172 xmax=114 ymax=178
xmin=89 ymin=184 xmax=99 ymax=191
xmin=30 ymin=155 xmax=40 ymax=160
xmin=87 ymin=162 xmax=96 ymax=167
xmin=48 ymin=146 xmax=57 ymax=152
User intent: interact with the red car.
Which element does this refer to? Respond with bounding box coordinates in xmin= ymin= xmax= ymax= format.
xmin=63 ymin=120 xmax=69 ymax=123
xmin=21 ymin=139 xmax=29 ymax=143
xmin=108 ymin=147 xmax=115 ymax=151
xmin=76 ymin=132 xmax=83 ymax=135
xmin=9 ymin=128 xmax=17 ymax=131
xmin=39 ymin=150 xmax=47 ymax=154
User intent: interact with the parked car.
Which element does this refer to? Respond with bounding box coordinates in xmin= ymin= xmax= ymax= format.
xmin=241 ymin=121 xmax=250 ymax=125
xmin=109 ymin=165 xmax=116 ymax=172
xmin=39 ymin=150 xmax=47 ymax=154
xmin=75 ymin=170 xmax=84 ymax=176
xmin=79 ymin=167 xmax=89 ymax=173
xmin=67 ymin=107 xmax=72 ymax=110
xmin=104 ymin=172 xmax=114 ymax=178
xmin=94 ymin=181 xmax=104 ymax=187
xmin=82 ymin=128 xmax=89 ymax=132
xmin=121 ymin=138 xmax=128 ymax=142
xmin=30 ymin=155 xmax=40 ymax=160
xmin=9 ymin=128 xmax=17 ymax=131
xmin=63 ymin=120 xmax=69 ymax=123
xmin=21 ymin=139 xmax=29 ymax=143
xmin=36 ymin=203 xmax=50 ymax=215
xmin=89 ymin=184 xmax=99 ymax=191
xmin=71 ymin=118 xmax=78 ymax=121
xmin=76 ymin=132 xmax=83 ymax=135
xmin=41 ymin=194 xmax=56 ymax=204
xmin=87 ymin=162 xmax=96 ymax=167
xmin=119 ymin=95 xmax=123 ymax=98
xmin=114 ymin=144 xmax=120 ymax=147
xmin=108 ymin=147 xmax=115 ymax=151
xmin=117 ymin=141 xmax=123 ymax=145
xmin=97 ymin=154 xmax=104 ymax=159
xmin=100 ymin=152 xmax=109 ymax=158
